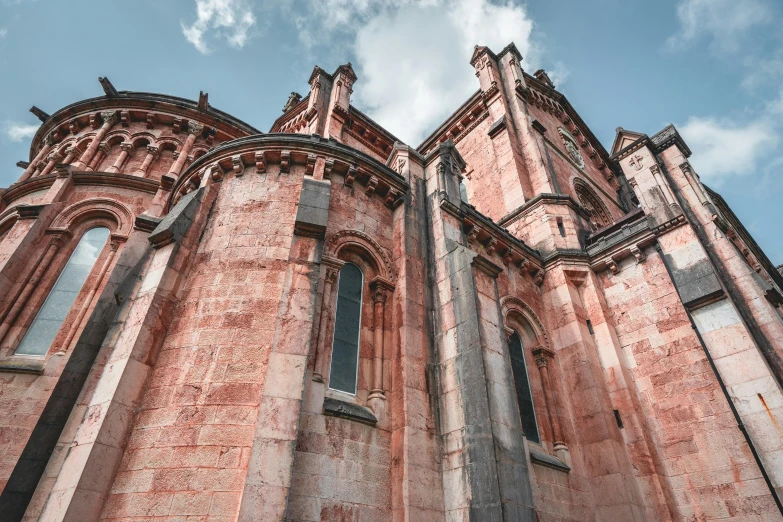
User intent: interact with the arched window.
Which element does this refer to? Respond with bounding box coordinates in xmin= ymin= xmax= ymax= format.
xmin=508 ymin=331 xmax=539 ymax=443
xmin=329 ymin=263 xmax=364 ymax=394
xmin=15 ymin=227 xmax=110 ymax=356
xmin=574 ymin=178 xmax=612 ymax=229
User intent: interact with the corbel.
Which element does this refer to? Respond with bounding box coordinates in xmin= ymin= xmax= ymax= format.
xmin=485 ymin=237 xmax=498 ymax=256
xmin=345 ymin=165 xmax=357 ymax=187
xmin=208 ymin=163 xmax=224 ymax=183
xmin=89 ymin=113 xmax=99 ymax=129
xmin=384 ymin=188 xmax=402 ymax=208
xmin=366 ymin=175 xmax=379 ymax=196
xmin=146 ymin=112 xmax=156 ymax=129
xmin=255 ymin=150 xmax=266 ymax=173
xmin=280 ymin=149 xmax=291 ymax=173
xmin=173 ymin=117 xmax=183 ymax=134
xmin=231 ymin=155 xmax=245 ymax=176
xmin=120 ymin=110 xmax=130 ymax=127
xmin=534 ymin=270 xmax=545 ymax=286
xmin=607 ymin=260 xmax=619 ymax=275
xmin=68 ymin=119 xmax=80 ymax=135
xmin=503 ymin=248 xmax=515 ymax=266
xmin=305 ymin=153 xmax=316 ymax=176
xmin=323 ymin=158 xmax=335 ymax=179
xmin=630 ymin=245 xmax=645 ymax=263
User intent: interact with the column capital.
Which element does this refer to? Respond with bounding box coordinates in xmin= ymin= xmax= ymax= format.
xmin=146 ymin=145 xmax=160 ymax=156
xmin=188 ymin=121 xmax=204 ymax=136
xmin=98 ymin=141 xmax=110 ymax=154
xmin=100 ymin=110 xmax=118 ymax=125
xmin=120 ymin=142 xmax=134 ymax=152
xmin=532 ymin=346 xmax=555 ymax=368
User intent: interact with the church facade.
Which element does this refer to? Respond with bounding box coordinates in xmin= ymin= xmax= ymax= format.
xmin=0 ymin=43 xmax=781 ymax=521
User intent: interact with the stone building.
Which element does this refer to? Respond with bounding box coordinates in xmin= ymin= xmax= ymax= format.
xmin=0 ymin=43 xmax=781 ymax=521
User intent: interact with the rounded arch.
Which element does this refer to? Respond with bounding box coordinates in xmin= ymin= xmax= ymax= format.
xmin=500 ymin=296 xmax=550 ymax=350
xmin=48 ymin=198 xmax=133 ymax=238
xmin=573 ymin=177 xmax=612 ymax=229
xmin=325 ymin=229 xmax=396 ymax=284
xmin=156 ymin=137 xmax=183 ymax=152
xmin=130 ymin=132 xmax=156 ymax=148
xmin=105 ymin=130 xmax=131 ymax=146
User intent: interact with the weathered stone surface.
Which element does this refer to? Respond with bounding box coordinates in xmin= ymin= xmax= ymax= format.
xmin=0 ymin=43 xmax=779 ymax=522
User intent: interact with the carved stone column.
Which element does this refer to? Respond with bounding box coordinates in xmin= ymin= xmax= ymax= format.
xmin=61 ymin=146 xmax=79 ymax=165
xmin=167 ymin=121 xmax=203 ymax=180
xmin=73 ymin=111 xmax=117 ymax=170
xmin=312 ymin=257 xmax=344 ymax=382
xmin=106 ymin=142 xmax=133 ymax=173
xmin=368 ymin=279 xmax=390 ymax=401
xmin=135 ymin=145 xmax=159 ymax=177
xmin=38 ymin=149 xmax=61 ymax=177
xmin=0 ymin=233 xmax=68 ymax=346
xmin=87 ymin=142 xmax=110 ymax=171
xmin=533 ymin=346 xmax=568 ymax=459
xmin=19 ymin=134 xmax=55 ymax=182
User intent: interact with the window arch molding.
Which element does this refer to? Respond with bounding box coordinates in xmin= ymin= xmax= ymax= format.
xmin=573 ymin=177 xmax=612 ymax=229
xmin=324 ymin=229 xmax=396 ymax=285
xmin=47 ymin=198 xmax=133 ymax=239
xmin=500 ymin=296 xmax=550 ymax=350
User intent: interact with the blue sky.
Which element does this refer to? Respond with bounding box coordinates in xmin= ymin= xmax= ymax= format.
xmin=1 ymin=0 xmax=781 ymax=262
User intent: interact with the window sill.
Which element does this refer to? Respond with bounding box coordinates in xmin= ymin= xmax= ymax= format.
xmin=0 ymin=357 xmax=45 ymax=375
xmin=323 ymin=397 xmax=377 ymax=426
xmin=530 ymin=447 xmax=570 ymax=473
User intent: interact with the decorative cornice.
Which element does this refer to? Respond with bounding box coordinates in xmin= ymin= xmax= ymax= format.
xmin=72 ymin=171 xmax=160 ymax=194
xmin=2 ymin=175 xmax=57 ymax=205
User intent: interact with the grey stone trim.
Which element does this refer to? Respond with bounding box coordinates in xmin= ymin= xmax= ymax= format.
xmin=529 ymin=448 xmax=570 ymax=472
xmin=294 ymin=178 xmax=331 ymax=238
xmin=148 ymin=188 xmax=204 ymax=248
xmin=487 ymin=115 xmax=507 ymax=138
xmin=0 ymin=357 xmax=45 ymax=375
xmin=323 ymin=397 xmax=377 ymax=426
xmin=664 ymin=256 xmax=724 ymax=308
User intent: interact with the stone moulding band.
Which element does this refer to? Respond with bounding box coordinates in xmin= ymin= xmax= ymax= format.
xmin=169 ymin=133 xmax=410 ymax=212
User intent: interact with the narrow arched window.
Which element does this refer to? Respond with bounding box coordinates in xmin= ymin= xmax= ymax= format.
xmin=508 ymin=331 xmax=539 ymax=443
xmin=15 ymin=227 xmax=110 ymax=356
xmin=329 ymin=263 xmax=363 ymax=394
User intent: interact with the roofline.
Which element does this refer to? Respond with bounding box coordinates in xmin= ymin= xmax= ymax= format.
xmin=29 ymin=91 xmax=261 ymax=159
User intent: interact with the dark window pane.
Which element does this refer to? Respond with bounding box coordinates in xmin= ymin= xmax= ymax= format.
xmin=508 ymin=332 xmax=539 ymax=443
xmin=329 ymin=263 xmax=363 ymax=394
xmin=15 ymin=227 xmax=109 ymax=356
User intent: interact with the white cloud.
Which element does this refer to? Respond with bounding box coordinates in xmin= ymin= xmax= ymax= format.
xmin=350 ymin=0 xmax=540 ymax=144
xmin=679 ymin=116 xmax=777 ymax=184
xmin=0 ymin=28 xmax=7 ymax=39
xmin=181 ymin=0 xmax=256 ymax=54
xmin=2 ymin=121 xmax=39 ymax=142
xmin=666 ymin=0 xmax=771 ymax=52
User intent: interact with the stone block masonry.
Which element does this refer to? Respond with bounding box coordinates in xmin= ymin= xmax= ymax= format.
xmin=0 ymin=47 xmax=779 ymax=522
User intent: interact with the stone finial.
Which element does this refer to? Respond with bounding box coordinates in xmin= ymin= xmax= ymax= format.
xmin=99 ymin=77 xmax=118 ymax=97
xmin=198 ymin=91 xmax=209 ymax=111
xmin=533 ymin=69 xmax=555 ymax=89
xmin=30 ymin=106 xmax=50 ymax=123
xmin=283 ymin=92 xmax=303 ymax=113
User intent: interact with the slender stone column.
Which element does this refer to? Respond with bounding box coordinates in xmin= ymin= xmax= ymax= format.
xmin=533 ymin=347 xmax=568 ymax=455
xmin=38 ymin=150 xmax=61 ymax=177
xmin=55 ymin=239 xmax=119 ymax=353
xmin=86 ymin=142 xmax=109 ymax=171
xmin=61 ymin=146 xmax=79 ymax=165
xmin=135 ymin=145 xmax=159 ymax=177
xmin=167 ymin=121 xmax=203 ymax=179
xmin=19 ymin=134 xmax=54 ymax=182
xmin=72 ymin=111 xmax=117 ymax=170
xmin=107 ymin=142 xmax=133 ymax=173
xmin=0 ymin=234 xmax=67 ymax=345
xmin=368 ymin=281 xmax=388 ymax=400
xmin=313 ymin=257 xmax=343 ymax=382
